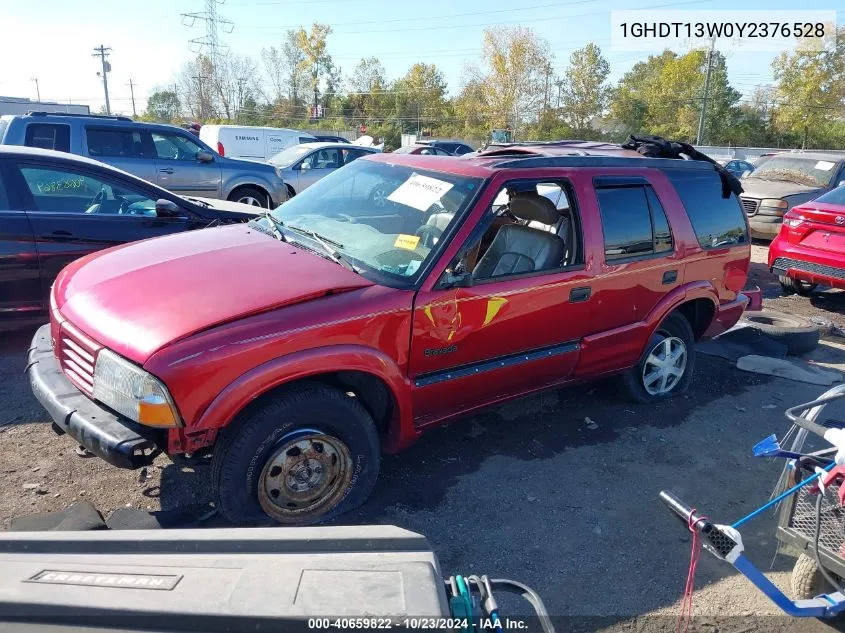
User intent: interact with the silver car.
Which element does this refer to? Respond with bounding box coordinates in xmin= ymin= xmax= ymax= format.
xmin=0 ymin=113 xmax=287 ymax=208
xmin=269 ymin=142 xmax=379 ymax=197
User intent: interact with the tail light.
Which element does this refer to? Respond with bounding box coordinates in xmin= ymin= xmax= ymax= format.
xmin=217 ymin=142 xmax=225 ymax=156
xmin=782 ymin=208 xmax=811 ymax=243
xmin=783 ymin=209 xmax=805 ymax=228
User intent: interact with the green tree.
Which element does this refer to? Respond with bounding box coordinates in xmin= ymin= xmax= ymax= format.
xmin=346 ymin=57 xmax=387 ymax=122
xmin=560 ymin=43 xmax=610 ymax=134
xmin=391 ymin=63 xmax=449 ymax=134
xmin=475 ymin=26 xmax=552 ymax=130
xmin=143 ymin=90 xmax=180 ymax=122
xmin=771 ymin=28 xmax=845 ymax=148
xmin=295 ymin=22 xmax=333 ymax=116
xmin=261 ymin=30 xmax=309 ymax=118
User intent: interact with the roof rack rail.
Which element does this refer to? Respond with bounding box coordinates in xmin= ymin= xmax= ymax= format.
xmin=26 ymin=111 xmax=134 ymax=122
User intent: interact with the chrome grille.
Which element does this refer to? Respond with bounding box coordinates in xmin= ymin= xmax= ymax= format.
xmin=58 ymin=325 xmax=99 ymax=396
xmin=740 ymin=197 xmax=760 ymax=216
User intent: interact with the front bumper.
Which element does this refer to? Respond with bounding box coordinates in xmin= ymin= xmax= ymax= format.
xmin=26 ymin=324 xmax=162 ymax=469
xmin=748 ymin=215 xmax=782 ymax=239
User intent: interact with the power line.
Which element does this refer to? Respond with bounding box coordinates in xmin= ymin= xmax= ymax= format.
xmin=238 ymin=0 xmax=597 ymax=30
xmin=242 ymin=0 xmax=714 ymax=36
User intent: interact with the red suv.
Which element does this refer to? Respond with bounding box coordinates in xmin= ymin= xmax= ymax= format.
xmin=769 ymin=185 xmax=845 ymax=295
xmin=27 ymin=142 xmax=751 ymax=525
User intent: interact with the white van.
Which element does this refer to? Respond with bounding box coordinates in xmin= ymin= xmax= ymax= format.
xmin=200 ymin=125 xmax=318 ymax=162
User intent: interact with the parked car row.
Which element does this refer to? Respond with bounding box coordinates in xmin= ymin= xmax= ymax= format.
xmin=24 ymin=138 xmax=754 ymax=526
xmin=0 ymin=112 xmax=287 ymax=208
xmin=0 ymin=146 xmax=264 ymax=329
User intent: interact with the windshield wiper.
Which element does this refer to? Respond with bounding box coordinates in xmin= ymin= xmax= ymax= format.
xmin=261 ymin=212 xmax=288 ymax=242
xmin=184 ymin=196 xmax=212 ymax=207
xmin=285 ymin=225 xmax=359 ymax=273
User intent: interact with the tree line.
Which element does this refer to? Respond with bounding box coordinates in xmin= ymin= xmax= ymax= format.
xmin=141 ymin=23 xmax=845 ymax=150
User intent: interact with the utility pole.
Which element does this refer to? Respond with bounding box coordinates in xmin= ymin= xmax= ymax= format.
xmin=193 ymin=75 xmax=208 ymax=119
xmin=695 ymin=37 xmax=716 ymax=146
xmin=127 ymin=79 xmax=137 ymax=117
xmin=30 ymin=78 xmax=41 ymax=101
xmin=92 ymin=45 xmax=112 ymax=115
xmin=236 ymin=77 xmax=246 ymax=123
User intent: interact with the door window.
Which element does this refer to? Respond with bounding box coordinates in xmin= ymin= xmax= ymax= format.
xmin=87 ymin=128 xmax=150 ymax=158
xmin=446 ymin=180 xmax=582 ymax=283
xmin=152 ymin=132 xmax=205 ymax=161
xmin=24 ymin=124 xmax=70 ymax=152
xmin=596 ymin=185 xmax=674 ymax=261
xmin=303 ymin=148 xmax=341 ymax=169
xmin=341 ymin=148 xmax=368 ymax=165
xmin=19 ymin=165 xmax=159 ymax=216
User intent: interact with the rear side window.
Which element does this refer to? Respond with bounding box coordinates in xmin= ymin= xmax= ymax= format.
xmin=596 ymin=186 xmax=659 ymax=261
xmin=25 ymin=124 xmax=70 ymax=153
xmin=87 ymin=128 xmax=149 ymax=158
xmin=666 ymin=170 xmax=748 ymax=249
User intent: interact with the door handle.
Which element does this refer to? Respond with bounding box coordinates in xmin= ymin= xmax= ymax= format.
xmin=569 ymin=286 xmax=591 ymax=303
xmin=40 ymin=230 xmax=76 ymax=242
xmin=662 ymin=270 xmax=678 ymax=284
xmin=158 ymin=167 xmax=175 ymax=174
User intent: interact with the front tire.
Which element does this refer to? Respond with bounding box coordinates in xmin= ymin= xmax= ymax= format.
xmin=621 ymin=312 xmax=695 ymax=404
xmin=791 ymin=553 xmax=835 ymax=600
xmin=211 ymin=383 xmax=380 ymax=525
xmin=228 ymin=186 xmax=269 ymax=208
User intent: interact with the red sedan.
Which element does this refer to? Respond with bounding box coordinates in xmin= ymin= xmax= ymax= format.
xmin=769 ymin=185 xmax=845 ymax=295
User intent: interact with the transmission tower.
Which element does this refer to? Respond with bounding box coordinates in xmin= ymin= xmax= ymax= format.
xmin=181 ymin=0 xmax=234 ymax=76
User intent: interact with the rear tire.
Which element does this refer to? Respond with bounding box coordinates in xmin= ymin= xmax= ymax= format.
xmin=228 ymin=186 xmax=269 ymax=208
xmin=741 ymin=309 xmax=820 ymax=355
xmin=621 ymin=312 xmax=695 ymax=404
xmin=211 ymin=383 xmax=380 ymax=526
xmin=779 ymin=275 xmax=817 ymax=297
xmin=791 ymin=553 xmax=834 ymax=600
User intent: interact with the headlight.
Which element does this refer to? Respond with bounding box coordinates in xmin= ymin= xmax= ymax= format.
xmin=92 ymin=349 xmax=181 ymax=428
xmin=759 ymin=198 xmax=789 ymax=216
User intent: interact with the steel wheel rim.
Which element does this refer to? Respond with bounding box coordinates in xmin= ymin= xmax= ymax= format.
xmin=642 ymin=335 xmax=687 ymax=396
xmin=258 ymin=430 xmax=352 ymax=522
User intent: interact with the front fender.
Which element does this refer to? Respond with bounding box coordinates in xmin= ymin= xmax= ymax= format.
xmin=222 ymin=171 xmax=284 ymax=203
xmin=192 ymin=344 xmax=418 ymax=453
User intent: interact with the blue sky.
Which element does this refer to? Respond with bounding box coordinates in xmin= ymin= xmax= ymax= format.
xmin=1 ymin=0 xmax=840 ymax=115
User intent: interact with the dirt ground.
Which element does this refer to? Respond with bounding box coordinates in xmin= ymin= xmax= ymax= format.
xmin=1 ymin=242 xmax=844 ymax=629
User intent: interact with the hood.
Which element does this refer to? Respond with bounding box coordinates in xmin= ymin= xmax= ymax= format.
xmin=740 ymin=178 xmax=821 ymax=199
xmin=54 ymin=225 xmax=373 ymax=364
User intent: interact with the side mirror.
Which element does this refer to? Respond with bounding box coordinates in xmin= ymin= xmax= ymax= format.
xmin=439 ymin=269 xmax=472 ymax=289
xmin=300 ymin=162 xmax=311 ymax=171
xmin=155 ymin=199 xmax=182 ymax=217
xmin=838 ymin=180 xmax=845 ymax=188
xmin=196 ymin=150 xmax=214 ymax=163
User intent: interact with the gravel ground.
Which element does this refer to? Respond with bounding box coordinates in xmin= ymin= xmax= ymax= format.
xmin=1 ymin=243 xmax=844 ymax=631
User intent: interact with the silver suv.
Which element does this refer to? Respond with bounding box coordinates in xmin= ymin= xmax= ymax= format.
xmin=0 ymin=112 xmax=286 ymax=208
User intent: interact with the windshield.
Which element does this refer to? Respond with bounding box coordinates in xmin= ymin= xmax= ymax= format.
xmin=268 ymin=145 xmax=312 ymax=168
xmin=746 ymin=156 xmax=840 ymax=188
xmin=266 ymin=159 xmax=482 ymax=284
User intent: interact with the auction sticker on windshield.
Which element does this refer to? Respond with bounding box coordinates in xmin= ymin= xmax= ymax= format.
xmin=394 ymin=234 xmax=421 ymax=250
xmin=815 ymin=161 xmax=835 ymax=171
xmin=387 ymin=174 xmax=454 ymax=211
